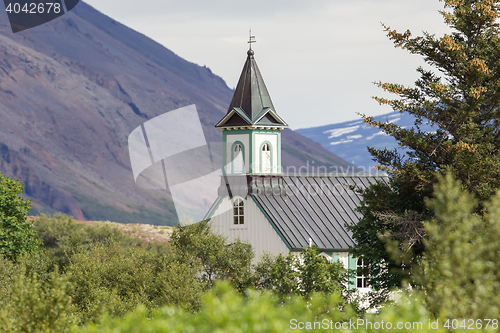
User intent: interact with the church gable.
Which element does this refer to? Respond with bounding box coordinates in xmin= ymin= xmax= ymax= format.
xmin=255 ymin=110 xmax=287 ymax=126
xmin=258 ymin=113 xmax=280 ymax=125
xmin=223 ymin=111 xmax=250 ymax=126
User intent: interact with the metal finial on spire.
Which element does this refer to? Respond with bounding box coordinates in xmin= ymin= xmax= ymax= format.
xmin=248 ymin=29 xmax=256 ymax=55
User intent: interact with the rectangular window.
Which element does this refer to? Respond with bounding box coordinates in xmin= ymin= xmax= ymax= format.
xmin=233 ymin=199 xmax=244 ymax=225
xmin=357 ymin=258 xmax=368 ymax=288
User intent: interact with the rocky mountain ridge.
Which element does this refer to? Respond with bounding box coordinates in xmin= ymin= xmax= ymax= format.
xmin=0 ymin=2 xmax=354 ymax=225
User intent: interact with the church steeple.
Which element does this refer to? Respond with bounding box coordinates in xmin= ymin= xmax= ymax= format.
xmin=216 ymin=49 xmax=288 ymax=129
xmin=217 ymin=43 xmax=287 ymax=175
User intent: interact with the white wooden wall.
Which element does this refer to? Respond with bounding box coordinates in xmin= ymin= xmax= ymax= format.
xmin=210 ymin=195 xmax=289 ymax=263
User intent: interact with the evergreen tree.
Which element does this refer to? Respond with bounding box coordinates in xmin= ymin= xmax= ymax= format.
xmin=417 ymin=173 xmax=500 ymax=319
xmin=349 ymin=0 xmax=500 ymax=291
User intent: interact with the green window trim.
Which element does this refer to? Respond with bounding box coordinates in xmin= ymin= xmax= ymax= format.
xmin=347 ymin=253 xmax=357 ymax=290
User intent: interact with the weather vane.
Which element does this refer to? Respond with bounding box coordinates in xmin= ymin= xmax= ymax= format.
xmin=248 ymin=29 xmax=256 ymax=50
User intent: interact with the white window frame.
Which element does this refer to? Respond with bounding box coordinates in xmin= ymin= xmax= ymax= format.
xmin=357 ymin=258 xmax=369 ymax=289
xmin=232 ymin=144 xmax=244 ymax=174
xmin=261 ymin=143 xmax=271 ymax=173
xmin=232 ymin=198 xmax=244 ymax=225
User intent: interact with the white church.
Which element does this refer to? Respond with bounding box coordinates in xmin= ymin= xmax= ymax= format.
xmin=205 ymin=46 xmax=386 ymax=290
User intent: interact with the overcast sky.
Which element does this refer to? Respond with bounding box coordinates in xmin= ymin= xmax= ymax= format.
xmin=84 ymin=0 xmax=451 ymax=129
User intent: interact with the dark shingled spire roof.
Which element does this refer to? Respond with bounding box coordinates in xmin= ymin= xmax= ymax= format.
xmin=216 ymin=49 xmax=287 ymax=128
xmin=230 ymin=49 xmax=274 ymax=119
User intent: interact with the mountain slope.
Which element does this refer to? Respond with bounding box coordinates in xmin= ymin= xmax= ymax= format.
xmin=296 ymin=112 xmax=435 ymax=172
xmin=0 ymin=2 xmax=354 ymax=225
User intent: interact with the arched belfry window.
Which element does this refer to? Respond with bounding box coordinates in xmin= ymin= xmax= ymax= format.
xmin=232 ymin=144 xmax=243 ymax=174
xmin=233 ymin=198 xmax=244 ymax=225
xmin=261 ymin=143 xmax=271 ymax=173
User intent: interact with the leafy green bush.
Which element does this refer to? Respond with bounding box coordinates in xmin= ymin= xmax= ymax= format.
xmin=254 ymin=246 xmax=348 ymax=301
xmin=171 ymin=221 xmax=254 ymax=291
xmin=78 ymin=281 xmax=498 ymax=333
xmin=77 ymin=281 xmax=356 ymax=333
xmin=33 ymin=214 xmax=137 ymax=269
xmin=68 ymin=241 xmax=203 ymax=324
xmin=0 ymin=256 xmax=75 ymax=333
xmin=0 ymin=173 xmax=39 ymax=261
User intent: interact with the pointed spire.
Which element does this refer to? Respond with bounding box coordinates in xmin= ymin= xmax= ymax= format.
xmin=228 ymin=48 xmax=276 ymax=120
xmin=216 ymin=45 xmax=287 ymax=129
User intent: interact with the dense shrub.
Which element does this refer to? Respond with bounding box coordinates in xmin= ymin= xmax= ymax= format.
xmin=66 ymin=241 xmax=203 ymax=324
xmin=33 ymin=214 xmax=137 ymax=270
xmin=171 ymin=221 xmax=254 ymax=291
xmin=0 ymin=215 xmax=209 ymax=331
xmin=76 ymin=281 xmax=353 ymax=333
xmin=0 ymin=257 xmax=75 ymax=333
xmin=0 ymin=173 xmax=39 ymax=261
xmin=254 ymin=246 xmax=348 ymax=300
xmin=76 ymin=281 xmax=489 ymax=333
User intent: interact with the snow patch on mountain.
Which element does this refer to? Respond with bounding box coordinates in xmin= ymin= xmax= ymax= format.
xmin=296 ymin=111 xmax=435 ymax=172
xmin=324 ymin=126 xmax=360 ymax=138
xmin=367 ymin=131 xmax=386 ymax=140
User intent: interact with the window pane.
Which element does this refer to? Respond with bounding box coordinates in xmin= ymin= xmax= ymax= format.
xmin=363 ymin=279 xmax=367 ymax=288
xmin=357 ymin=278 xmax=362 ymax=288
xmin=234 ymin=207 xmax=238 ymax=215
xmin=240 ymin=216 xmax=244 ymax=224
xmin=239 ymin=207 xmax=244 ymax=215
xmin=233 ymin=217 xmax=238 ymax=225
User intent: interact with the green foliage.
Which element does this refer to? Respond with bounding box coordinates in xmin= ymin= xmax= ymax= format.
xmin=254 ymin=246 xmax=348 ymax=301
xmin=414 ymin=173 xmax=500 ymax=319
xmin=369 ymin=1 xmax=500 ymax=205
xmin=349 ymin=178 xmax=426 ymax=293
xmin=0 ymin=215 xmax=383 ymax=332
xmin=0 ymin=257 xmax=75 ymax=333
xmin=171 ymin=221 xmax=254 ymax=291
xmin=78 ymin=281 xmax=500 ymax=333
xmin=77 ymin=281 xmax=358 ymax=333
xmin=0 ymin=173 xmax=39 ymax=261
xmin=33 ymin=213 xmax=136 ymax=270
xmin=255 ymin=252 xmax=299 ymax=296
xmin=350 ymin=0 xmax=500 ymax=293
xmin=66 ymin=241 xmax=203 ymax=324
xmin=0 ymin=215 xmax=207 ymax=330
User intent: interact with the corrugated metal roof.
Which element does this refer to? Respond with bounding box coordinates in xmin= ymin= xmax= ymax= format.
xmin=251 ymin=175 xmax=388 ymax=250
